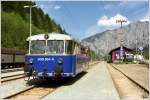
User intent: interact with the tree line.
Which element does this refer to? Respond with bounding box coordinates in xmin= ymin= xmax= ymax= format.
xmin=2 ymin=1 xmax=67 ymax=50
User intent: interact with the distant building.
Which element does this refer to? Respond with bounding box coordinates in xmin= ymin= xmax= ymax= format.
xmin=109 ymin=46 xmax=133 ymax=62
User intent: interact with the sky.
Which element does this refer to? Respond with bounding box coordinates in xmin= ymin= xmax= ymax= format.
xmin=35 ymin=1 xmax=149 ymax=40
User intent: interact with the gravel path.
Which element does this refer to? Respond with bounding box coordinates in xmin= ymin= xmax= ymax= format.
xmin=43 ymin=61 xmax=119 ymax=100
xmin=112 ymin=64 xmax=149 ymax=91
xmin=107 ymin=63 xmax=148 ymax=100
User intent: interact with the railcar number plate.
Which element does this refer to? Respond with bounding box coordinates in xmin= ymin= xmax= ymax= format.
xmin=37 ymin=58 xmax=54 ymax=61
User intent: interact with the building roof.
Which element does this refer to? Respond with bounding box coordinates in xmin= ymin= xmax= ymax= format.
xmin=26 ymin=33 xmax=76 ymax=41
xmin=109 ymin=46 xmax=133 ymax=54
xmin=1 ymin=48 xmax=26 ymax=55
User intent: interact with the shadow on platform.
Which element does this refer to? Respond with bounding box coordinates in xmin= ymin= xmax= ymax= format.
xmin=26 ymin=71 xmax=88 ymax=88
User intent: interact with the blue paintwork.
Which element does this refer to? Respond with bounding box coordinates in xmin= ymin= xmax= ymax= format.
xmin=25 ymin=55 xmax=89 ymax=77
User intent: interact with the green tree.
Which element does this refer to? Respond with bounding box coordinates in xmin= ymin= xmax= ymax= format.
xmin=1 ymin=1 xmax=68 ymax=50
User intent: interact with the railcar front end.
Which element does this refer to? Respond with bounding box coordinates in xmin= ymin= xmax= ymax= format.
xmin=25 ymin=55 xmax=77 ymax=78
xmin=24 ymin=33 xmax=90 ymax=80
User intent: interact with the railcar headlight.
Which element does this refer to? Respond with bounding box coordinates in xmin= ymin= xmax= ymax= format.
xmin=57 ymin=58 xmax=63 ymax=65
xmin=29 ymin=58 xmax=34 ymax=64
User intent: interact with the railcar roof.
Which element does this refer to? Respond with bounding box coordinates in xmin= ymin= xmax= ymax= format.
xmin=26 ymin=33 xmax=76 ymax=41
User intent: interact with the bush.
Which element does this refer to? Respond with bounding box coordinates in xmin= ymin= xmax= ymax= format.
xmin=104 ymin=54 xmax=111 ymax=62
xmin=1 ymin=11 xmax=45 ymax=49
xmin=114 ymin=61 xmax=135 ymax=64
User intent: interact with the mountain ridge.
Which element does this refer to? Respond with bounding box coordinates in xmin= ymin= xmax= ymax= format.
xmin=82 ymin=21 xmax=149 ymax=58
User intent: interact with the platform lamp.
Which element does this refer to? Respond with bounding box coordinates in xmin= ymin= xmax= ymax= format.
xmin=24 ymin=5 xmax=38 ymax=54
xmin=116 ymin=19 xmax=127 ymax=62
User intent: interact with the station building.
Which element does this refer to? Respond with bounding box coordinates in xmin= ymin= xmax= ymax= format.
xmin=109 ymin=46 xmax=133 ymax=62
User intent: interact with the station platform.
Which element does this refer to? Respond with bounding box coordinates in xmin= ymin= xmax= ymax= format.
xmin=1 ymin=71 xmax=24 ymax=78
xmin=43 ymin=62 xmax=120 ymax=100
xmin=112 ymin=64 xmax=149 ymax=91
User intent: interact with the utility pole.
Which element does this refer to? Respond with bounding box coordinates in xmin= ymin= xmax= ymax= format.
xmin=136 ymin=38 xmax=138 ymax=54
xmin=107 ymin=38 xmax=109 ymax=62
xmin=142 ymin=33 xmax=145 ymax=56
xmin=116 ymin=19 xmax=127 ymax=62
xmin=24 ymin=5 xmax=37 ymax=54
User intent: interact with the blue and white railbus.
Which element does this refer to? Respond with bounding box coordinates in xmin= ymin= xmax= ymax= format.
xmin=24 ymin=33 xmax=90 ymax=79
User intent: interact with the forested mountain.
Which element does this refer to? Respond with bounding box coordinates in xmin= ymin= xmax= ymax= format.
xmin=2 ymin=1 xmax=67 ymax=50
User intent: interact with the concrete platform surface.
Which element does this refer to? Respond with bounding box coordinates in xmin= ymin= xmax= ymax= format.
xmin=43 ymin=62 xmax=120 ymax=100
xmin=1 ymin=71 xmax=24 ymax=78
xmin=112 ymin=64 xmax=149 ymax=91
xmin=0 ymin=78 xmax=28 ymax=99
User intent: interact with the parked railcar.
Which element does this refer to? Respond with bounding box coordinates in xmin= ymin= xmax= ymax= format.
xmin=1 ymin=48 xmax=26 ymax=68
xmin=24 ymin=33 xmax=90 ymax=79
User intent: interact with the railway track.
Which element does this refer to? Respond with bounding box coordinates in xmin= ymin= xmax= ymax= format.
xmin=1 ymin=73 xmax=24 ymax=83
xmin=2 ymin=61 xmax=100 ymax=99
xmin=3 ymin=85 xmax=56 ymax=99
xmin=109 ymin=63 xmax=149 ymax=97
xmin=2 ymin=76 xmax=78 ymax=99
xmin=2 ymin=70 xmax=89 ymax=99
xmin=1 ymin=67 xmax=24 ymax=73
xmin=1 ymin=61 xmax=99 ymax=83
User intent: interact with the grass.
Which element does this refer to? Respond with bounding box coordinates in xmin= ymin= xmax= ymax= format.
xmin=114 ymin=61 xmax=135 ymax=64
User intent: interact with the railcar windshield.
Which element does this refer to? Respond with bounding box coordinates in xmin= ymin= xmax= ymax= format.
xmin=47 ymin=40 xmax=64 ymax=54
xmin=29 ymin=40 xmax=76 ymax=54
xmin=30 ymin=40 xmax=45 ymax=54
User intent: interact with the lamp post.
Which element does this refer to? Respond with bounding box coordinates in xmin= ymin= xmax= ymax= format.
xmin=24 ymin=5 xmax=37 ymax=54
xmin=116 ymin=19 xmax=127 ymax=62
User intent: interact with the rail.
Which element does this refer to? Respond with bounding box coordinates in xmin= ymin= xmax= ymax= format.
xmin=1 ymin=73 xmax=24 ymax=82
xmin=110 ymin=64 xmax=149 ymax=94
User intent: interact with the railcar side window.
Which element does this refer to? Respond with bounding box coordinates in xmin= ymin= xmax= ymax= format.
xmin=65 ymin=40 xmax=75 ymax=54
xmin=47 ymin=40 xmax=64 ymax=54
xmin=74 ymin=43 xmax=81 ymax=55
xmin=31 ymin=40 xmax=45 ymax=54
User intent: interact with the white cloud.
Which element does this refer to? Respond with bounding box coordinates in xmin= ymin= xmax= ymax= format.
xmin=83 ymin=24 xmax=117 ymax=39
xmin=97 ymin=14 xmax=130 ymax=27
xmin=83 ymin=14 xmax=131 ymax=39
xmin=54 ymin=5 xmax=61 ymax=10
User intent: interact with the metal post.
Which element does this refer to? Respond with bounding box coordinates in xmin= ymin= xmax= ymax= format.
xmin=45 ymin=39 xmax=48 ymax=54
xmin=136 ymin=39 xmax=137 ymax=54
xmin=29 ymin=7 xmax=31 ymax=54
xmin=116 ymin=19 xmax=127 ymax=62
xmin=64 ymin=40 xmax=66 ymax=54
xmin=107 ymin=39 xmax=109 ymax=62
xmin=24 ymin=5 xmax=37 ymax=54
xmin=120 ymin=22 xmax=123 ymax=61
